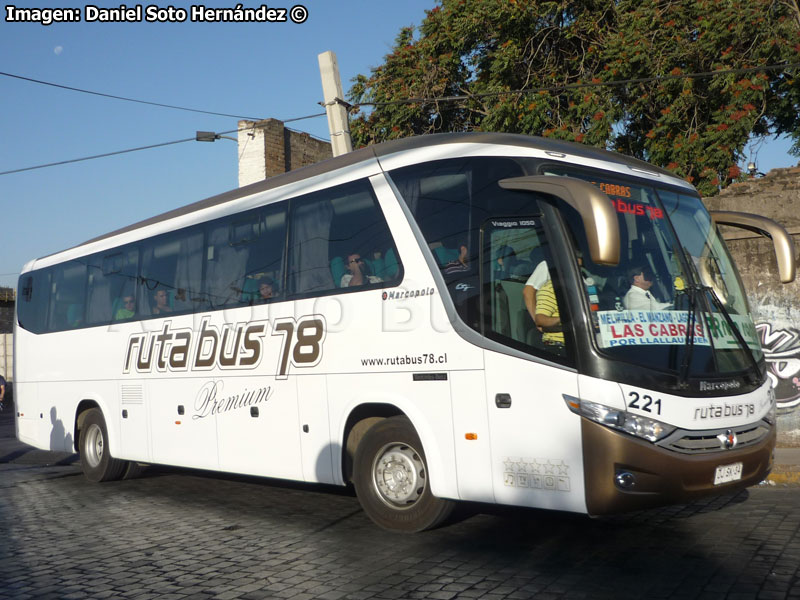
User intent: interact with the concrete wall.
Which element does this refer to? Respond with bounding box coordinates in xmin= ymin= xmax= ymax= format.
xmin=704 ymin=165 xmax=800 ymax=446
xmin=237 ymin=118 xmax=332 ymax=187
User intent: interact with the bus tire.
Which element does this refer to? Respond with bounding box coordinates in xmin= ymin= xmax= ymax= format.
xmin=79 ymin=408 xmax=126 ymax=483
xmin=122 ymin=461 xmax=146 ymax=480
xmin=353 ymin=416 xmax=455 ymax=532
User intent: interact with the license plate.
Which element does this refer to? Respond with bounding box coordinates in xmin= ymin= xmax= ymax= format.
xmin=713 ymin=462 xmax=743 ymax=485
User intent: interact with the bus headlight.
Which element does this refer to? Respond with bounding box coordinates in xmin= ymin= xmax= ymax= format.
xmin=764 ymin=387 xmax=777 ymax=426
xmin=564 ymin=396 xmax=675 ymax=443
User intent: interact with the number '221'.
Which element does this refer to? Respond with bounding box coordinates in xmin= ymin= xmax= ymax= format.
xmin=627 ymin=391 xmax=662 ymax=415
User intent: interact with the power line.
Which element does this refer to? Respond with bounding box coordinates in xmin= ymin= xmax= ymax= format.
xmin=284 ymin=112 xmax=327 ymax=124
xmin=353 ymin=62 xmax=800 ymax=108
xmin=0 ymin=71 xmax=264 ymax=120
xmin=3 ymin=62 xmax=796 ymax=177
xmin=0 ymin=118 xmax=327 ymax=177
xmin=0 ymin=138 xmax=196 ymax=176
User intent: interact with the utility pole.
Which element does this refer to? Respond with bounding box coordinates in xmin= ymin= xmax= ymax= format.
xmin=318 ymin=51 xmax=353 ymax=157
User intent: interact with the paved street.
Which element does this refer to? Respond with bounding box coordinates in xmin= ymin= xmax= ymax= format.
xmin=1 ymin=408 xmax=799 ymax=600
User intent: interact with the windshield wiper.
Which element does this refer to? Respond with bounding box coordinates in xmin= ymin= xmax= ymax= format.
xmin=703 ymin=283 xmax=762 ymax=384
xmin=677 ymin=279 xmax=761 ymax=387
xmin=678 ymin=282 xmax=699 ymax=387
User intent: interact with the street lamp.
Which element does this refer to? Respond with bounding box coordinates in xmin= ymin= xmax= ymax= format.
xmin=747 ymin=161 xmax=765 ymax=177
xmin=195 ymin=131 xmax=237 ymax=142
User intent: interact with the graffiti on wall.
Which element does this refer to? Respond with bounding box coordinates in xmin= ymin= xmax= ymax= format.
xmin=757 ymin=322 xmax=800 ymax=413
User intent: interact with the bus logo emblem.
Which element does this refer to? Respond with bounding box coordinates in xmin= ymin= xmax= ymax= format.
xmin=717 ymin=429 xmax=738 ymax=450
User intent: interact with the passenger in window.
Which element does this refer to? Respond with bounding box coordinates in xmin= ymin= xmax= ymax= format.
xmin=443 ymin=242 xmax=470 ymax=274
xmin=623 ymin=266 xmax=672 ymax=311
xmin=523 ymin=259 xmax=549 ymax=326
xmin=258 ymin=276 xmax=279 ymax=300
xmin=535 ymin=280 xmax=564 ymax=349
xmin=494 ymin=245 xmax=518 ymax=280
xmin=114 ymin=296 xmax=136 ymax=320
xmin=152 ymin=289 xmax=172 ymax=315
xmin=66 ymin=304 xmax=84 ymax=328
xmin=341 ymin=254 xmax=383 ymax=287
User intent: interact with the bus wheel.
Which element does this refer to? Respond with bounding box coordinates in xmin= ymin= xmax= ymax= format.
xmin=79 ymin=408 xmax=126 ymax=483
xmin=353 ymin=416 xmax=454 ymax=532
xmin=122 ymin=461 xmax=146 ymax=480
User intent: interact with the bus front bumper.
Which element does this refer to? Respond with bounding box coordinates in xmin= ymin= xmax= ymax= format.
xmin=582 ymin=418 xmax=775 ymax=515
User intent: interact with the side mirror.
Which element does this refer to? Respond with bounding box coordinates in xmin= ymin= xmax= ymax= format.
xmin=710 ymin=211 xmax=796 ymax=284
xmin=499 ymin=176 xmax=620 ymax=266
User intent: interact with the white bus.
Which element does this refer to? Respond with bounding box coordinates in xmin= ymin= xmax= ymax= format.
xmin=15 ymin=133 xmax=795 ymax=532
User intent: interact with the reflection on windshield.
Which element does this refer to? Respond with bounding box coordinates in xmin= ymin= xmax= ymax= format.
xmin=659 ymin=190 xmax=750 ymax=317
xmin=546 ymin=167 xmax=762 ymax=376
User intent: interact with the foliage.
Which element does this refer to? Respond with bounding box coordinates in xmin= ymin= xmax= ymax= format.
xmin=348 ymin=0 xmax=800 ymax=195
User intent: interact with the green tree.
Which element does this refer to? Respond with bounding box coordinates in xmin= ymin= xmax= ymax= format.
xmin=348 ymin=0 xmax=800 ymax=195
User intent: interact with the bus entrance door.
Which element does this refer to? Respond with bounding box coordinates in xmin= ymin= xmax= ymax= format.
xmin=483 ymin=350 xmax=586 ymax=512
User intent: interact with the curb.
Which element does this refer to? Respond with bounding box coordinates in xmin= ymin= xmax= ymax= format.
xmin=769 ymin=447 xmax=800 ymax=486
xmin=767 ymin=467 xmax=800 ymax=486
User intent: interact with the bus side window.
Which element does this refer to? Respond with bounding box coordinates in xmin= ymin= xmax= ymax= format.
xmin=483 ymin=224 xmax=568 ymax=359
xmin=288 ymin=179 xmax=401 ymax=297
xmin=17 ymin=271 xmax=50 ymax=334
xmin=288 ymin=192 xmax=336 ymax=295
xmin=141 ymin=229 xmax=204 ymax=314
xmin=206 ymin=219 xmax=249 ymax=308
xmin=47 ymin=260 xmax=87 ymax=331
xmin=87 ymin=249 xmax=139 ymax=326
xmin=240 ymin=204 xmax=287 ymax=302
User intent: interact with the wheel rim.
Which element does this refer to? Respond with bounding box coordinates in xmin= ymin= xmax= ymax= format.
xmin=372 ymin=442 xmax=426 ymax=508
xmin=84 ymin=423 xmax=104 ymax=468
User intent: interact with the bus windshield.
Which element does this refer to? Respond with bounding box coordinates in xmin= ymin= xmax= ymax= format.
xmin=549 ymin=167 xmax=762 ymax=376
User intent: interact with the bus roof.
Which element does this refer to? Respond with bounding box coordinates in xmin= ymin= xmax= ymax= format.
xmin=52 ymin=132 xmax=689 ymax=260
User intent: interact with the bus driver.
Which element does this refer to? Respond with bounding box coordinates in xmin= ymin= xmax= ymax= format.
xmin=624 ymin=266 xmax=672 ymax=311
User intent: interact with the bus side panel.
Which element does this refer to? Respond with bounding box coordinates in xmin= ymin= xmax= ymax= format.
xmin=118 ymin=379 xmax=151 ymax=463
xmin=14 ymin=327 xmax=46 ymax=450
xmin=39 ymin=381 xmax=96 ymax=453
xmin=149 ymin=377 xmax=220 ymax=471
xmin=15 ymin=324 xmax=132 ymax=457
xmin=483 ymin=350 xmax=586 ymax=513
xmin=215 ymin=376 xmax=302 ymax=480
xmin=14 ymin=381 xmax=42 ymax=449
xmin=297 ymin=374 xmax=334 ymax=484
xmin=450 ymin=370 xmax=495 ymax=503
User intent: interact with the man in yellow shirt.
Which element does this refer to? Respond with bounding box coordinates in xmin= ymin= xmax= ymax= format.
xmin=535 ymin=279 xmax=564 ymax=347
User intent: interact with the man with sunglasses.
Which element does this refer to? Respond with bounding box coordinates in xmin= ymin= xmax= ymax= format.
xmin=341 ymin=253 xmax=383 ymax=288
xmin=114 ymin=295 xmax=136 ymax=320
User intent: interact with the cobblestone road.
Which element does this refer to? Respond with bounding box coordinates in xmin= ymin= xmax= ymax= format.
xmin=1 ymin=407 xmax=800 ymax=600
xmin=1 ymin=460 xmax=799 ymax=599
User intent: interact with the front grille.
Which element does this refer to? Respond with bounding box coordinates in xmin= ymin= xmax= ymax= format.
xmin=657 ymin=423 xmax=770 ymax=455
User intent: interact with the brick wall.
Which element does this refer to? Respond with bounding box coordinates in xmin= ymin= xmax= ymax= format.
xmin=704 ymin=165 xmax=800 ymax=445
xmin=237 ymin=118 xmax=332 ymax=187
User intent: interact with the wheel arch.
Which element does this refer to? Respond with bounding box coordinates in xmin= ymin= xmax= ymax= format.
xmin=74 ymin=399 xmax=103 ymax=454
xmin=338 ymin=399 xmax=458 ymax=500
xmin=341 ymin=403 xmax=404 ymax=484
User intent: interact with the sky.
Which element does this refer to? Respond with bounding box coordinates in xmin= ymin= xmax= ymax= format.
xmin=1 ymin=1 xmax=798 ymax=290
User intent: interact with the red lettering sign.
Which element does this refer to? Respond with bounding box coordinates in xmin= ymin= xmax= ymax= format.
xmin=610 ymin=198 xmax=663 ymax=219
